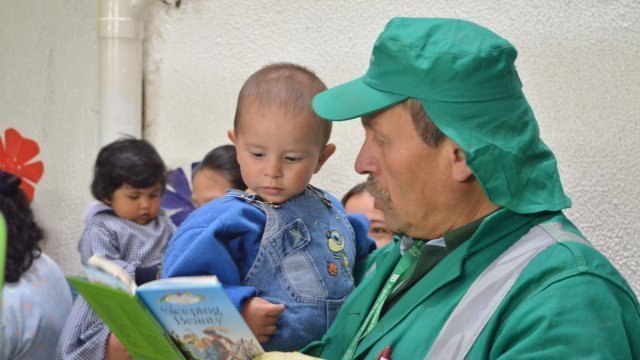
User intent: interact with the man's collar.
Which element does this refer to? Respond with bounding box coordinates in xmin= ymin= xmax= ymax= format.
xmin=443 ymin=216 xmax=485 ymax=253
xmin=399 ymin=215 xmax=486 ymax=255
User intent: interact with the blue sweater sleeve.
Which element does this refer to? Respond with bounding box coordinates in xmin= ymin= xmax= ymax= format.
xmin=346 ymin=212 xmax=377 ymax=259
xmin=161 ymin=197 xmax=265 ymax=310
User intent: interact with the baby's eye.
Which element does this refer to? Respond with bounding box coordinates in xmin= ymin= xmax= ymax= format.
xmin=285 ymin=156 xmax=302 ymax=162
xmin=371 ymin=226 xmax=390 ymax=235
xmin=128 ymin=195 xmax=140 ymax=200
xmin=251 ymin=152 xmax=264 ymax=158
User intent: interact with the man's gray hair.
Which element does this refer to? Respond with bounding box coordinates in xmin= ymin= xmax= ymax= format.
xmin=404 ymin=99 xmax=446 ymax=147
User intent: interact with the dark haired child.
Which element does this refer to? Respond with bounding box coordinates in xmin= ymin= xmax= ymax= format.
xmin=191 ymin=144 xmax=246 ymax=208
xmin=58 ymin=138 xmax=175 ymax=359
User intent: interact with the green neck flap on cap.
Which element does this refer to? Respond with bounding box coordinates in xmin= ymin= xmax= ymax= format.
xmin=313 ymin=17 xmax=571 ymax=214
xmin=421 ymin=92 xmax=572 ymax=214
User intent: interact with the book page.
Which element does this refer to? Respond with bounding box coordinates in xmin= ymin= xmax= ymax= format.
xmin=85 ymin=255 xmax=137 ymax=294
xmin=68 ymin=276 xmax=185 ymax=360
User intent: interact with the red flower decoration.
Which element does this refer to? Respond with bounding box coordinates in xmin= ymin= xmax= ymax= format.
xmin=0 ymin=128 xmax=44 ymax=202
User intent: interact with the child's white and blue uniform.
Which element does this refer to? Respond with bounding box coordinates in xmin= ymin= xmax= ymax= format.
xmin=162 ymin=185 xmax=375 ymax=351
xmin=57 ymin=207 xmax=175 ymax=360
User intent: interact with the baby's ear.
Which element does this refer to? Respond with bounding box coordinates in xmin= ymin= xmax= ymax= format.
xmin=314 ymin=144 xmax=336 ymax=173
xmin=227 ymin=129 xmax=237 ymax=144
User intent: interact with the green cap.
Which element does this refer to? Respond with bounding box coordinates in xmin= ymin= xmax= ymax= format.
xmin=313 ymin=17 xmax=571 ymax=214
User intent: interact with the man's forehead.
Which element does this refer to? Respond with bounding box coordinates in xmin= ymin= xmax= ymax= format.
xmin=360 ymin=103 xmax=406 ymax=129
xmin=360 ymin=108 xmax=385 ymax=128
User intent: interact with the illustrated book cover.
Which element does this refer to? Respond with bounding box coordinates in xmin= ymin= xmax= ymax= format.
xmin=68 ymin=255 xmax=263 ymax=360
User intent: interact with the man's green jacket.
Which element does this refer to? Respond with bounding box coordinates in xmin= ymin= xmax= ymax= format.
xmin=303 ymin=209 xmax=640 ymax=359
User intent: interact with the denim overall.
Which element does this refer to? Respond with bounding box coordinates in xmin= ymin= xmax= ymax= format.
xmin=228 ymin=186 xmax=357 ymax=351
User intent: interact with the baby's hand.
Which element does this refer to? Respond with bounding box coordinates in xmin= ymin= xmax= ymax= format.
xmin=105 ymin=332 xmax=131 ymax=360
xmin=241 ymin=297 xmax=285 ymax=343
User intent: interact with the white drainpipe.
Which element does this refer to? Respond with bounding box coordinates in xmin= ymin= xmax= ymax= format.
xmin=97 ymin=0 xmax=153 ymax=145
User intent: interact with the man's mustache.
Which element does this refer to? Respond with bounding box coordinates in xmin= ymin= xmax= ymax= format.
xmin=365 ymin=177 xmax=390 ymax=206
xmin=365 ymin=178 xmax=378 ymax=196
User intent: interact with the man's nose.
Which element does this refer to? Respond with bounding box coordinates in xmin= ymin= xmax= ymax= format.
xmin=355 ymin=144 xmax=373 ymax=175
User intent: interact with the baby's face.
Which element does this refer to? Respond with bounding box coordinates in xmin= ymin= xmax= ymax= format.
xmin=109 ymin=182 xmax=162 ymax=225
xmin=231 ymin=104 xmax=329 ymax=203
xmin=191 ymin=168 xmax=233 ymax=208
xmin=344 ymin=190 xmax=394 ymax=249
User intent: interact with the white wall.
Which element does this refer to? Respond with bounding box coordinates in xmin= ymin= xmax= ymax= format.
xmin=1 ymin=0 xmax=639 ymax=295
xmin=0 ymin=1 xmax=98 ymax=269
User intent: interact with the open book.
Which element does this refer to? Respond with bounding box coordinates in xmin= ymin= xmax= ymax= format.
xmin=68 ymin=255 xmax=263 ymax=360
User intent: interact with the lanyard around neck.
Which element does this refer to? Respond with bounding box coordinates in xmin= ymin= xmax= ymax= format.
xmin=342 ymin=240 xmax=425 ymax=360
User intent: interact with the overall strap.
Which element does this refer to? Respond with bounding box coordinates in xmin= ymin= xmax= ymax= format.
xmin=226 ymin=189 xmax=279 ymax=210
xmin=305 ymin=184 xmax=334 ymax=208
xmin=227 ymin=186 xmax=334 ymax=209
xmin=425 ymin=221 xmax=588 ymax=360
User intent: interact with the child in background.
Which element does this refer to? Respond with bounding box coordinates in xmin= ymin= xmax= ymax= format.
xmin=342 ymin=182 xmax=394 ymax=249
xmin=58 ymin=138 xmax=175 ymax=359
xmin=162 ymin=63 xmax=374 ymax=352
xmin=161 ymin=144 xmax=245 ymax=226
xmin=1 ymin=171 xmax=73 ymax=360
xmin=191 ymin=144 xmax=246 ymax=208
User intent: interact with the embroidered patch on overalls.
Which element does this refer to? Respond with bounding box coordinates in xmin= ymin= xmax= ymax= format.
xmin=326 ymin=230 xmax=353 ymax=281
xmin=327 ymin=261 xmax=339 ymax=276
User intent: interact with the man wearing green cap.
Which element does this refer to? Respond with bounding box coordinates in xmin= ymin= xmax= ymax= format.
xmin=294 ymin=17 xmax=640 ymax=359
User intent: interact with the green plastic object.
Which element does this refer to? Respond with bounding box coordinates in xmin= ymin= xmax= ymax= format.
xmin=0 ymin=214 xmax=6 ymax=290
xmin=0 ymin=214 xmax=6 ymax=322
xmin=67 ymin=276 xmax=185 ymax=360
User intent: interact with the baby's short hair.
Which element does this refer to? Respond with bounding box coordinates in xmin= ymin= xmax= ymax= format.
xmin=234 ymin=63 xmax=332 ymax=145
xmin=91 ymin=138 xmax=167 ymax=202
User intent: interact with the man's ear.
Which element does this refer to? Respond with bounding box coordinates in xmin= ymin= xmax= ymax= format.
xmin=314 ymin=143 xmax=336 ymax=173
xmin=227 ymin=129 xmax=237 ymax=145
xmin=450 ymin=143 xmax=474 ymax=182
